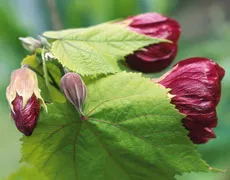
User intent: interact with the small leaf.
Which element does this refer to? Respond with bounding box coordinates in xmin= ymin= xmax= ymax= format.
xmin=20 ymin=55 xmax=66 ymax=103
xmin=21 ymin=72 xmax=210 ymax=180
xmin=43 ymin=23 xmax=169 ymax=76
xmin=21 ymin=54 xmax=39 ymax=68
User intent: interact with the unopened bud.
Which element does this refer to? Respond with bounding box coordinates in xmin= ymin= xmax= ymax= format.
xmin=6 ymin=66 xmax=46 ymax=136
xmin=19 ymin=37 xmax=41 ymax=52
xmin=60 ymin=72 xmax=87 ymax=114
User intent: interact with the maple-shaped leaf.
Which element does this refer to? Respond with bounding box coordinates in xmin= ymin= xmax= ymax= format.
xmin=43 ymin=23 xmax=168 ymax=76
xmin=21 ymin=72 xmax=210 ymax=180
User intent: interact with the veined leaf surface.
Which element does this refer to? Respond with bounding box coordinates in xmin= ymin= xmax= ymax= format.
xmin=43 ymin=24 xmax=168 ymax=76
xmin=21 ymin=72 xmax=210 ymax=180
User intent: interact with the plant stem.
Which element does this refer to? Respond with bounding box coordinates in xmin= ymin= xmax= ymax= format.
xmin=47 ymin=0 xmax=63 ymax=30
xmin=42 ymin=48 xmax=51 ymax=91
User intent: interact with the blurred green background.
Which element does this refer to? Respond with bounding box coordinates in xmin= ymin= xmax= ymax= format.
xmin=0 ymin=0 xmax=229 ymax=179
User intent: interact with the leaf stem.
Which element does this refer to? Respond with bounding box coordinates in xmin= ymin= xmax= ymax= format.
xmin=42 ymin=48 xmax=51 ymax=92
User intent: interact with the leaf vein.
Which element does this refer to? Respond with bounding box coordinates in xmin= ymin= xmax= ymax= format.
xmin=86 ymin=123 xmax=133 ymax=180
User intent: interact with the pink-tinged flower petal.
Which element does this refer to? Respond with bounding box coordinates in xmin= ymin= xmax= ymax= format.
xmin=6 ymin=66 xmax=46 ymax=136
xmin=11 ymin=94 xmax=40 ymax=136
xmin=158 ymin=57 xmax=225 ymax=144
xmin=122 ymin=12 xmax=181 ymax=73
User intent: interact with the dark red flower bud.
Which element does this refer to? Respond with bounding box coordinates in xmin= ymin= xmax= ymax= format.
xmin=60 ymin=72 xmax=87 ymax=114
xmin=122 ymin=12 xmax=181 ymax=73
xmin=6 ymin=67 xmax=46 ymax=136
xmin=156 ymin=57 xmax=225 ymax=144
xmin=11 ymin=94 xmax=40 ymax=136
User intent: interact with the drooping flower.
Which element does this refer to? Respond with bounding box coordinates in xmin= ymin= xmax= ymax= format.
xmin=122 ymin=12 xmax=181 ymax=73
xmin=155 ymin=57 xmax=225 ymax=144
xmin=60 ymin=72 xmax=87 ymax=115
xmin=6 ymin=66 xmax=46 ymax=136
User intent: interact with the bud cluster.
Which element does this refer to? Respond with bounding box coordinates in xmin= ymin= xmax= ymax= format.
xmin=121 ymin=13 xmax=225 ymax=144
xmin=6 ymin=12 xmax=225 ymax=146
xmin=6 ymin=67 xmax=87 ymax=135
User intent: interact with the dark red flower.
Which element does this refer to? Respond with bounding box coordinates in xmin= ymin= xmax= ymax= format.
xmin=11 ymin=94 xmax=40 ymax=136
xmin=123 ymin=12 xmax=181 ymax=73
xmin=157 ymin=57 xmax=225 ymax=144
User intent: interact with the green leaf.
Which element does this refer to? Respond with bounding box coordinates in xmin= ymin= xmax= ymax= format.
xmin=43 ymin=23 xmax=169 ymax=76
xmin=5 ymin=164 xmax=48 ymax=180
xmin=21 ymin=72 xmax=210 ymax=180
xmin=21 ymin=54 xmax=40 ymax=68
xmin=21 ymin=55 xmax=66 ymax=103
